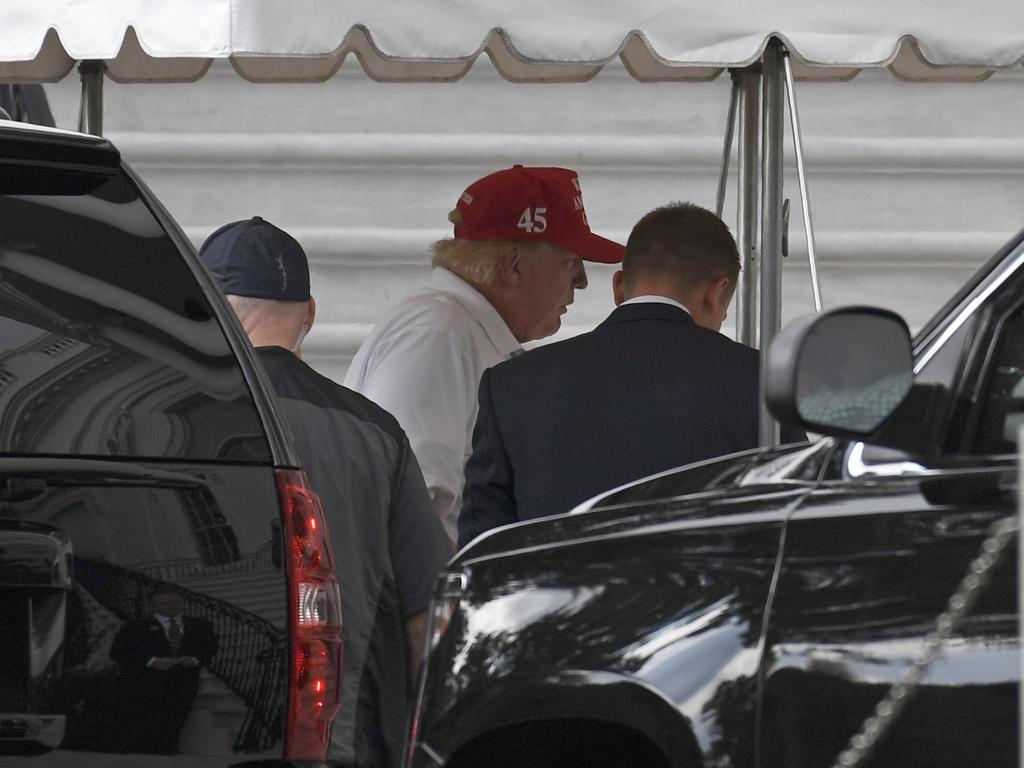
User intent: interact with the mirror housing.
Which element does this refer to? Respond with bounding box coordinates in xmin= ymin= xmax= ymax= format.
xmin=766 ymin=307 xmax=915 ymax=443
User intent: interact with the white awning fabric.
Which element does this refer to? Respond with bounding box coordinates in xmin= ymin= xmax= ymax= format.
xmin=4 ymin=0 xmax=1024 ymax=84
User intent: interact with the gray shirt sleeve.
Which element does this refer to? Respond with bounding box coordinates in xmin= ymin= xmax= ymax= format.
xmin=389 ymin=437 xmax=454 ymax=618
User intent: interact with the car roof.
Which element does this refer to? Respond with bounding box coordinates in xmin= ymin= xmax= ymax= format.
xmin=0 ymin=118 xmax=120 ymax=170
xmin=0 ymin=117 xmax=100 ymax=141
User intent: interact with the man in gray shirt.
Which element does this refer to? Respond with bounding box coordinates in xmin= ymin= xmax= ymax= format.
xmin=201 ymin=216 xmax=452 ymax=768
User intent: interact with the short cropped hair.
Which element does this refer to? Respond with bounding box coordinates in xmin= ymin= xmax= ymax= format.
xmin=622 ymin=203 xmax=740 ymax=293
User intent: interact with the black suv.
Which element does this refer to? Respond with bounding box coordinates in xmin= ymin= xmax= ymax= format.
xmin=0 ymin=120 xmax=342 ymax=764
xmin=407 ymin=231 xmax=1023 ymax=767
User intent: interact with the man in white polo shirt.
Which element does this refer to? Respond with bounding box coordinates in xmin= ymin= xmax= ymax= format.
xmin=345 ymin=166 xmax=624 ymax=543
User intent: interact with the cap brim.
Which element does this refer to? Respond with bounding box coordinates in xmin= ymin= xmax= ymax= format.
xmin=575 ymin=232 xmax=625 ymax=264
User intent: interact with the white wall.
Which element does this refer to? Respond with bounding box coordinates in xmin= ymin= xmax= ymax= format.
xmin=44 ymin=61 xmax=1024 ymax=382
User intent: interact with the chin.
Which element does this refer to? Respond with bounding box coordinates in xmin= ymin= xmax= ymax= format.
xmin=533 ymin=320 xmax=561 ymax=341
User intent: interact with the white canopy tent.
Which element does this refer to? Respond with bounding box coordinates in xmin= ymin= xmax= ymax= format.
xmin=5 ymin=1 xmax=1024 ymax=84
xmin=4 ymin=0 xmax=1024 ymax=443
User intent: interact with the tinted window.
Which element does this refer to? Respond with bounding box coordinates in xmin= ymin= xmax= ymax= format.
xmin=0 ymin=170 xmax=271 ymax=461
xmin=855 ymin=317 xmax=978 ymax=469
xmin=972 ymin=302 xmax=1024 ymax=454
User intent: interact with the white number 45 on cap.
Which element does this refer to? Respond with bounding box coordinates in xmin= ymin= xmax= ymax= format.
xmin=517 ymin=207 xmax=547 ymax=233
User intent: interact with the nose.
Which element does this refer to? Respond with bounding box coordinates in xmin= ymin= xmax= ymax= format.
xmin=573 ymin=260 xmax=588 ymax=289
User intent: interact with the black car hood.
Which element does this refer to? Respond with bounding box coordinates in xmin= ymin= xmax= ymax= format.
xmin=455 ymin=439 xmax=831 ymax=564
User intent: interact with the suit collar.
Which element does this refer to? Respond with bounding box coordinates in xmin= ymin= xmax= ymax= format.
xmin=601 ymin=301 xmax=696 ymax=327
xmin=619 ymin=295 xmax=691 ymax=315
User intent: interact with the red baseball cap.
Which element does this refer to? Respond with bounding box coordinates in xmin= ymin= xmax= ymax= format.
xmin=453 ymin=166 xmax=624 ymax=264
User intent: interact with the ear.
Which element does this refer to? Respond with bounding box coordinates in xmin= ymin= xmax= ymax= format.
xmin=703 ymin=276 xmax=731 ymax=316
xmin=612 ymin=270 xmax=626 ymax=306
xmin=305 ymin=296 xmax=317 ymax=331
xmin=496 ymin=245 xmax=522 ymax=286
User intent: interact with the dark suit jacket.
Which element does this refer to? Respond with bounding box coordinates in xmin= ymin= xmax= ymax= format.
xmin=109 ymin=615 xmax=218 ymax=671
xmin=458 ymin=302 xmax=765 ymax=547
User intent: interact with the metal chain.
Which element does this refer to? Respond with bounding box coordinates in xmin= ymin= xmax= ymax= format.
xmin=831 ymin=514 xmax=1019 ymax=768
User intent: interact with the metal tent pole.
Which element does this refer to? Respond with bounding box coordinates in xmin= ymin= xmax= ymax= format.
xmin=782 ymin=49 xmax=823 ymax=312
xmin=77 ymin=60 xmax=105 ymax=136
xmin=758 ymin=40 xmax=786 ymax=447
xmin=715 ymin=75 xmax=740 ymax=220
xmin=735 ymin=67 xmax=761 ymax=348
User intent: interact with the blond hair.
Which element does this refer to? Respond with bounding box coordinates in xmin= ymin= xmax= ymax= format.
xmin=433 ymin=208 xmax=558 ymax=284
xmin=433 ymin=238 xmax=518 ymax=285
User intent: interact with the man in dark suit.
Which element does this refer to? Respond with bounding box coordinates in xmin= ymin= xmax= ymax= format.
xmin=458 ymin=202 xmax=767 ymax=548
xmin=109 ymin=585 xmax=218 ymax=754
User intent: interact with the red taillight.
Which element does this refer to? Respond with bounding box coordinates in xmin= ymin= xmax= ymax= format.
xmin=276 ymin=469 xmax=343 ymax=762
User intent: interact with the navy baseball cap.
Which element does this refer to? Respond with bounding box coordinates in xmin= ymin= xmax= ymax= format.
xmin=199 ymin=216 xmax=310 ymax=301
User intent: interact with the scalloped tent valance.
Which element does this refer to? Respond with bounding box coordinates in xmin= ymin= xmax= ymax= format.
xmin=3 ymin=0 xmax=1024 ymax=84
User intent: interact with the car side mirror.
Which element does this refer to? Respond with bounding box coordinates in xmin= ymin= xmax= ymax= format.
xmin=766 ymin=307 xmax=914 ymax=441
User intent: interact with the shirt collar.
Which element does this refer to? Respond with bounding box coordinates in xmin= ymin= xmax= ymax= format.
xmin=620 ymin=295 xmax=692 ymax=316
xmin=154 ymin=613 xmax=183 ymax=629
xmin=430 ymin=268 xmax=522 ymax=357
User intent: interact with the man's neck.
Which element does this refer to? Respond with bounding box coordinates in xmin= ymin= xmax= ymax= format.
xmin=468 ymin=280 xmax=525 ymax=343
xmin=246 ymin=329 xmax=302 ymax=358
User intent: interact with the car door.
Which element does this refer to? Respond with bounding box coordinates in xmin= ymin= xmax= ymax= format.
xmin=760 ymin=471 xmax=1015 ymax=768
xmin=758 ymin=248 xmax=1024 ymax=768
xmin=0 ymin=134 xmax=298 ymax=763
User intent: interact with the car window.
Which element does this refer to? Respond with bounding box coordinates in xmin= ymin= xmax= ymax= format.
xmin=854 ymin=316 xmax=978 ymax=471
xmin=0 ymin=171 xmax=271 ymax=462
xmin=970 ymin=301 xmax=1024 ymax=455
xmin=854 ymin=239 xmax=1024 ymax=469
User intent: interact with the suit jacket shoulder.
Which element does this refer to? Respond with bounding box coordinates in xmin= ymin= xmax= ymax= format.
xmin=464 ymin=303 xmax=763 ymax=525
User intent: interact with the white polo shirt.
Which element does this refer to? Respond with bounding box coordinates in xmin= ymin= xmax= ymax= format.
xmin=345 ymin=268 xmax=522 ymax=542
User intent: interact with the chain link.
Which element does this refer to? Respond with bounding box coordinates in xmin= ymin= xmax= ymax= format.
xmin=831 ymin=514 xmax=1019 ymax=768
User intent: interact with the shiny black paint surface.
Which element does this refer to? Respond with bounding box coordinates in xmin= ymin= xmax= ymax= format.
xmin=762 ymin=475 xmax=1016 ymax=768
xmin=0 ymin=460 xmax=289 ymax=761
xmin=1 ymin=124 xmax=298 ymax=764
xmin=415 ymin=449 xmax=1018 ymax=768
xmin=0 ymin=171 xmax=272 ymax=463
xmin=459 ymin=441 xmax=832 ymax=562
xmin=417 ymin=451 xmax=817 ymax=767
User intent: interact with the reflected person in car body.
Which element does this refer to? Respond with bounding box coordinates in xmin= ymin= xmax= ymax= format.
xmin=459 ymin=202 xmax=797 ymax=547
xmin=200 ymin=216 xmax=451 ymax=768
xmin=108 ymin=585 xmax=218 ymax=754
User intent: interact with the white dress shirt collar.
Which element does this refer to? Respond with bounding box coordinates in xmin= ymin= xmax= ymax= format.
xmin=154 ymin=613 xmax=183 ymax=631
xmin=620 ymin=295 xmax=692 ymax=316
